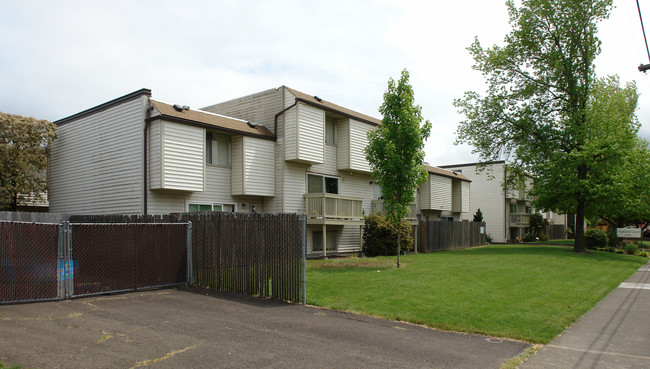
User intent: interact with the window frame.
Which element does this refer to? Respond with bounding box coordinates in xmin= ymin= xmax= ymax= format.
xmin=187 ymin=202 xmax=237 ymax=212
xmin=307 ymin=173 xmax=339 ymax=194
xmin=206 ymin=132 xmax=231 ymax=167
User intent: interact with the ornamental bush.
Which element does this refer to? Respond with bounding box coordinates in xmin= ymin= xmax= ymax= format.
xmin=362 ymin=214 xmax=413 ymax=257
xmin=625 ymin=243 xmax=639 ymax=255
xmin=522 ymin=233 xmax=537 ymax=242
xmin=584 ymin=229 xmax=608 ymax=249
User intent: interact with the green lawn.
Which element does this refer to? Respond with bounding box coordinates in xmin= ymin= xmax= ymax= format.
xmin=306 ymin=244 xmax=646 ymax=343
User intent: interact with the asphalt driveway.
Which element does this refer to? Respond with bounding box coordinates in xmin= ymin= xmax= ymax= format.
xmin=0 ymin=288 xmax=529 ymax=368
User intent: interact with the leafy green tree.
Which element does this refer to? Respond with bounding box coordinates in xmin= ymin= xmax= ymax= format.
xmin=0 ymin=112 xmax=56 ymax=211
xmin=454 ymin=0 xmax=622 ymax=252
xmin=473 ymin=208 xmax=484 ymax=222
xmin=366 ymin=69 xmax=431 ymax=267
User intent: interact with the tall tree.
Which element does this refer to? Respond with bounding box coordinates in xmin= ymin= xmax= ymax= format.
xmin=454 ymin=0 xmax=616 ymax=252
xmin=366 ymin=69 xmax=431 ymax=267
xmin=0 ymin=112 xmax=56 ymax=211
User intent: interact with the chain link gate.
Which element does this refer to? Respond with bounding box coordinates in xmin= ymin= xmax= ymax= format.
xmin=2 ymin=221 xmax=192 ymax=303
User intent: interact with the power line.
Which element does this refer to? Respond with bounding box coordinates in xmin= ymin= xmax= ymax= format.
xmin=637 ymin=0 xmax=650 ymax=71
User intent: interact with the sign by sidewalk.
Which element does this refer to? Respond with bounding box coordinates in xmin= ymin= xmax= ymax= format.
xmin=617 ymin=227 xmax=642 ymax=239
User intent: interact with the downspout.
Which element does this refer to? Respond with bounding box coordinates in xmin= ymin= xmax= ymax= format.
xmin=143 ymin=100 xmax=153 ymax=214
xmin=274 ymin=91 xmax=298 ymax=213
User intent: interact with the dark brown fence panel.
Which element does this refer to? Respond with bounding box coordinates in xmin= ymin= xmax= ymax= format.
xmin=70 ymin=212 xmax=305 ymax=303
xmin=0 ymin=221 xmax=60 ymax=303
xmin=418 ymin=221 xmax=486 ymax=252
xmin=545 ymin=224 xmax=566 ymax=240
xmin=70 ymin=223 xmax=188 ymax=297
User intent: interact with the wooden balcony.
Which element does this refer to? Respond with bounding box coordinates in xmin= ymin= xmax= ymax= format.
xmin=304 ymin=193 xmax=364 ymax=225
xmin=371 ymin=200 xmax=418 ymax=224
xmin=509 ymin=213 xmax=530 ymax=227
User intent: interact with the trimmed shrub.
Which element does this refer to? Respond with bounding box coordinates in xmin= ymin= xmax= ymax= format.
xmin=625 ymin=243 xmax=639 ymax=255
xmin=638 ymin=251 xmax=649 ymax=258
xmin=522 ymin=233 xmax=537 ymax=242
xmin=362 ymin=214 xmax=413 ymax=257
xmin=607 ymin=231 xmax=620 ymax=248
xmin=538 ymin=233 xmax=549 ymax=242
xmin=584 ymin=229 xmax=608 ymax=249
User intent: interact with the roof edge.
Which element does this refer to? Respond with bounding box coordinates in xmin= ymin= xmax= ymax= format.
xmin=54 ymin=88 xmax=152 ymax=126
xmin=438 ymin=160 xmax=506 ymax=169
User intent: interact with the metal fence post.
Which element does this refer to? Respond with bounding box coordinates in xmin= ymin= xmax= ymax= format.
xmin=57 ymin=222 xmax=65 ymax=299
xmin=301 ymin=214 xmax=306 ymax=306
xmin=187 ymin=221 xmax=193 ymax=286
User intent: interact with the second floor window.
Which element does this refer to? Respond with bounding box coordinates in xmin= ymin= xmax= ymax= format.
xmin=510 ymin=203 xmax=517 ymax=213
xmin=207 ymin=132 xmax=230 ymax=166
xmin=307 ymin=173 xmax=339 ymax=194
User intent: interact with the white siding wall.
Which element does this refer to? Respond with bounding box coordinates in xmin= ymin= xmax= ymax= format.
xmin=284 ymin=106 xmax=298 ymax=163
xmin=49 ymin=96 xmax=146 ymax=214
xmin=159 ymin=121 xmax=205 ymax=191
xmin=442 ymin=164 xmax=507 ymax=242
xmin=430 ymin=175 xmax=452 ymax=211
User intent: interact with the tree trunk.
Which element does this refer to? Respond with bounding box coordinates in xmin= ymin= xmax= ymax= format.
xmin=573 ymin=164 xmax=587 ymax=253
xmin=397 ymin=230 xmax=401 ymax=268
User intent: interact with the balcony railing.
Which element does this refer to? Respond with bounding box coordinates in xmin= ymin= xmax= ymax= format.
xmin=510 ymin=213 xmax=531 ymax=227
xmin=371 ymin=200 xmax=417 ymax=222
xmin=304 ymin=193 xmax=364 ymax=223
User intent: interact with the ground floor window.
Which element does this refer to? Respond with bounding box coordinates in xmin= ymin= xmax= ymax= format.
xmin=312 ymin=230 xmax=337 ymax=252
xmin=188 ymin=203 xmax=236 ymax=212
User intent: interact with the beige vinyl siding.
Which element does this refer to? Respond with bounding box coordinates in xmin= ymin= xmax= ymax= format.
xmin=147 ymin=165 xmax=263 ymax=214
xmin=285 ymin=103 xmax=324 ymax=164
xmin=430 ymin=175 xmax=452 ymax=211
xmin=442 ymin=163 xmax=507 ymax=242
xmin=231 ymin=136 xmax=245 ymax=194
xmin=419 ymin=176 xmax=431 ymax=210
xmin=310 ymin=144 xmax=337 ymax=176
xmin=348 ymin=120 xmax=372 ymax=172
xmin=242 ymin=137 xmax=275 ymax=196
xmin=49 ymin=96 xmax=146 ymax=214
xmin=157 ymin=121 xmax=204 ymax=191
xmin=338 ymin=226 xmax=362 ymax=253
xmin=336 ymin=118 xmax=350 ymax=170
xmin=284 ymin=104 xmax=298 ymax=162
xmin=336 ymin=119 xmax=372 ymax=173
xmin=148 ymin=121 xmax=162 ymax=189
xmin=284 ymin=162 xmax=308 ymax=213
xmin=201 ymin=88 xmax=283 ymax=130
xmin=339 ymin=173 xmax=374 ymax=215
xmin=461 ymin=181 xmax=470 ymax=213
xmin=452 ymin=180 xmax=461 ymax=213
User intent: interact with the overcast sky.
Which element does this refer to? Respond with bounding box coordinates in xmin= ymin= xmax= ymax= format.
xmin=1 ymin=0 xmax=649 ymax=166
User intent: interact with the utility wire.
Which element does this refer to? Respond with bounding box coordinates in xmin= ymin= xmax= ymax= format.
xmin=638 ymin=0 xmax=650 ymax=62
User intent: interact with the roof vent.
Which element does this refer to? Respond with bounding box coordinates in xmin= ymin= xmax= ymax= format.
xmin=173 ymin=104 xmax=190 ymax=112
xmin=247 ymin=121 xmax=257 ymax=128
xmin=313 ymin=96 xmax=323 ymax=102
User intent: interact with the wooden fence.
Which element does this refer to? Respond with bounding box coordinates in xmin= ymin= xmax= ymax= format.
xmin=70 ymin=213 xmax=305 ymax=303
xmin=545 ymin=224 xmax=566 ymax=240
xmin=417 ymin=220 xmax=486 ymax=252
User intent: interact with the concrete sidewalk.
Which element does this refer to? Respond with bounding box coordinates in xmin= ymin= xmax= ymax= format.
xmin=522 ymin=260 xmax=650 ymax=369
